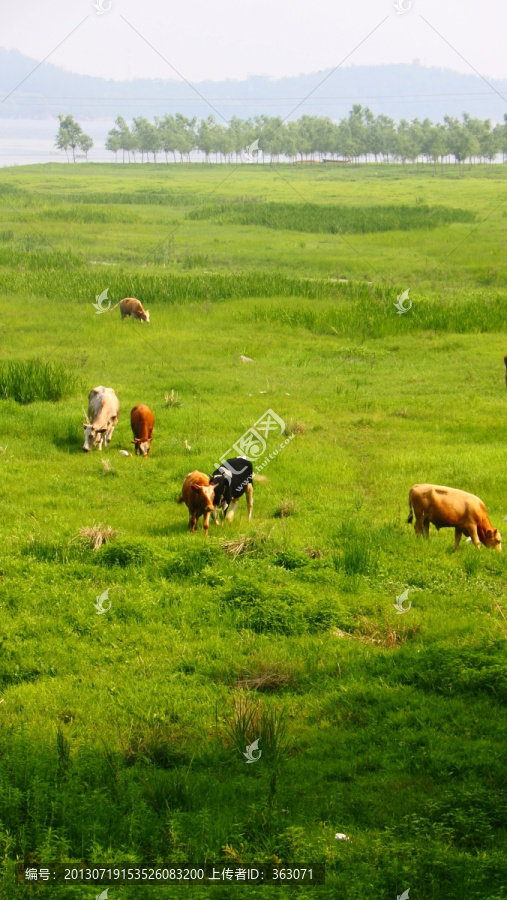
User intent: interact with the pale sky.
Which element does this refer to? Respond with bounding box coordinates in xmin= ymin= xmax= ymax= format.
xmin=1 ymin=0 xmax=506 ymax=85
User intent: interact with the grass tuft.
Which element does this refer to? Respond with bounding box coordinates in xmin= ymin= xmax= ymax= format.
xmin=0 ymin=358 xmax=78 ymax=404
xmin=77 ymin=525 xmax=118 ymax=551
xmin=274 ymin=499 xmax=298 ymax=519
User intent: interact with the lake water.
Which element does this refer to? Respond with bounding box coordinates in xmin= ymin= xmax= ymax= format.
xmin=0 ymin=118 xmax=115 ymax=167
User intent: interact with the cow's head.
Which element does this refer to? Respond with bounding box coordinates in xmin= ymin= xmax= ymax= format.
xmin=143 ymin=310 xmax=150 ymax=323
xmin=132 ymin=438 xmax=152 ymax=457
xmin=192 ymin=482 xmax=215 ymax=512
xmin=210 ymin=477 xmax=230 ymax=513
xmin=485 ymin=528 xmax=502 ymax=551
xmin=83 ymin=423 xmax=106 ymax=451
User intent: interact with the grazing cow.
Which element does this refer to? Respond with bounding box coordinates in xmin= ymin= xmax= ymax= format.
xmin=130 ymin=404 xmax=155 ymax=456
xmin=83 ymin=386 xmax=120 ymax=452
xmin=407 ymin=483 xmax=502 ymax=551
xmin=108 ymin=297 xmax=150 ymax=322
xmin=210 ymin=457 xmax=254 ymax=522
xmin=178 ymin=471 xmax=216 ymax=537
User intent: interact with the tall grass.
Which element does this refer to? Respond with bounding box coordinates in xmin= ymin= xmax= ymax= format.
xmin=252 ymin=291 xmax=507 ymax=337
xmin=0 ymin=260 xmax=373 ymax=303
xmin=0 ymin=359 xmax=78 ymax=404
xmin=188 ymin=201 xmax=475 ymax=234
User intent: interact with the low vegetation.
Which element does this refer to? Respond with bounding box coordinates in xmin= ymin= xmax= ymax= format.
xmin=0 ymin=163 xmax=506 ymax=899
xmin=188 ymin=201 xmax=475 ymax=234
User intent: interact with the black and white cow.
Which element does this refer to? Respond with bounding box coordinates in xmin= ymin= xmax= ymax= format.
xmin=210 ymin=457 xmax=254 ymax=522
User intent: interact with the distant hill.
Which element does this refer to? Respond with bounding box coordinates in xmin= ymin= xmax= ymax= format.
xmin=1 ymin=48 xmax=507 ymax=123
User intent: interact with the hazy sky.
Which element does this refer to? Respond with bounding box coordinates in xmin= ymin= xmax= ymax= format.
xmin=2 ymin=0 xmax=507 ymax=85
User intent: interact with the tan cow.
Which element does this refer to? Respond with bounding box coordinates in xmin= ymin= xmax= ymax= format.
xmin=178 ymin=471 xmax=216 ymax=537
xmin=108 ymin=297 xmax=150 ymax=322
xmin=407 ymin=483 xmax=502 ymax=551
xmin=83 ymin=386 xmax=120 ymax=452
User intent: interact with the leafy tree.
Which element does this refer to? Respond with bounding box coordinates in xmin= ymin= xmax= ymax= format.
xmin=335 ymin=120 xmax=356 ymax=161
xmin=426 ymin=123 xmax=448 ymax=174
xmin=348 ymin=105 xmax=367 ymax=163
xmin=444 ymin=116 xmax=479 ymax=173
xmin=105 ymin=128 xmax=121 ymax=162
xmin=173 ymin=114 xmax=197 ymax=162
xmin=156 ymin=115 xmax=178 ymax=163
xmin=132 ymin=117 xmax=161 ymax=163
xmin=79 ymin=133 xmax=93 ymax=161
xmin=107 ymin=116 xmax=136 ymax=163
xmin=55 ymin=114 xmax=92 ymax=163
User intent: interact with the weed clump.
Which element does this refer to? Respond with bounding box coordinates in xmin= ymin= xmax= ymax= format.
xmin=96 ymin=538 xmax=153 ymax=568
xmin=235 ymin=663 xmax=295 ymax=693
xmin=274 ymin=499 xmax=298 ymax=519
xmin=78 ymin=525 xmax=118 ymax=551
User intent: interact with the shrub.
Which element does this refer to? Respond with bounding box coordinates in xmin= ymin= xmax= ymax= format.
xmin=222 ymin=578 xmax=301 ymax=634
xmin=96 ymin=539 xmax=153 ymax=568
xmin=163 ymin=545 xmax=217 ymax=577
xmin=273 ymin=550 xmax=309 ymax=570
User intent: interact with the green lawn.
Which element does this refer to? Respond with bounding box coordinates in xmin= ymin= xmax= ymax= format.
xmin=0 ymin=162 xmax=506 ymax=900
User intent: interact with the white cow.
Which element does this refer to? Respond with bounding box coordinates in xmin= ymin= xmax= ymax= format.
xmin=83 ymin=386 xmax=120 ymax=452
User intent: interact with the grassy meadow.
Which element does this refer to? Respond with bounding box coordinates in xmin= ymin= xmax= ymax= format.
xmin=0 ymin=162 xmax=506 ymax=899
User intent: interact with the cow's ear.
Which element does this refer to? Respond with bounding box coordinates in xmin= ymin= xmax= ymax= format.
xmin=191 ymin=483 xmax=200 ymax=492
xmin=486 ymin=529 xmax=494 ymax=537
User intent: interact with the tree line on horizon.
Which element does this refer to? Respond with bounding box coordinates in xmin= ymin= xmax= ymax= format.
xmin=56 ymin=106 xmax=507 ymax=169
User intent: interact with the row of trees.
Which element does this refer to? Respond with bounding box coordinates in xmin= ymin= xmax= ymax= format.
xmin=56 ymin=108 xmax=507 ymax=168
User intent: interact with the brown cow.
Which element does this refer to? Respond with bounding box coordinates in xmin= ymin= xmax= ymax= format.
xmin=130 ymin=404 xmax=155 ymax=456
xmin=178 ymin=471 xmax=216 ymax=537
xmin=408 ymin=483 xmax=502 ymax=551
xmin=108 ymin=297 xmax=150 ymax=322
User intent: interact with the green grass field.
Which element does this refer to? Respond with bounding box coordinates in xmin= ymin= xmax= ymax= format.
xmin=0 ymin=162 xmax=506 ymax=899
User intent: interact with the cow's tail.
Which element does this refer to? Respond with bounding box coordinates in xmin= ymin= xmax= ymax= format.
xmin=106 ymin=301 xmax=121 ymax=313
xmin=253 ymin=474 xmax=268 ymax=483
xmin=407 ymin=490 xmax=414 ymax=524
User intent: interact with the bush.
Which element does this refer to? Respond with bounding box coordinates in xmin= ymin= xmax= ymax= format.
xmin=96 ymin=539 xmax=154 ymax=568
xmin=163 ymin=545 xmax=218 ymax=577
xmin=222 ymin=578 xmax=302 ymax=634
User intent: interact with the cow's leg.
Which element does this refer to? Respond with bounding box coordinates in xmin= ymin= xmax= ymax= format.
xmin=468 ymin=525 xmax=481 ymax=549
xmin=211 ymin=509 xmax=220 ymax=526
xmin=454 ymin=528 xmax=462 ymax=551
xmin=246 ymin=483 xmax=254 ymax=521
xmin=203 ymin=511 xmax=210 ymax=537
xmin=189 ymin=513 xmax=197 ymax=532
xmin=422 ymin=517 xmax=430 ymax=539
xmin=225 ymin=499 xmax=239 ymax=521
xmin=414 ymin=512 xmax=424 ymax=537
xmin=97 ymin=435 xmax=103 ymax=451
